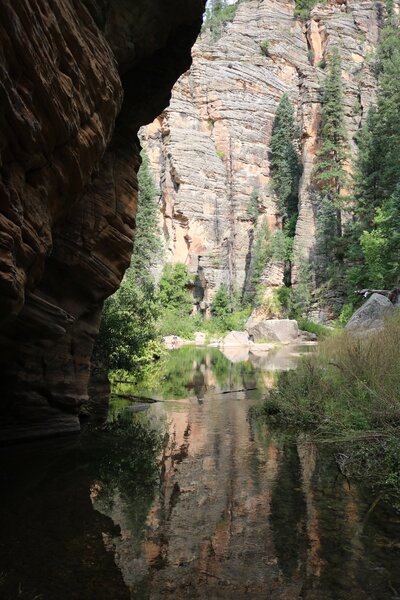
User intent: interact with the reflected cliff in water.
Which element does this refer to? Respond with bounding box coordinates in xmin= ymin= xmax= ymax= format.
xmin=1 ymin=346 xmax=400 ymax=600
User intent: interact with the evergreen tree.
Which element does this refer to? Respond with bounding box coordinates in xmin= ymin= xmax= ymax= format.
xmin=158 ymin=263 xmax=193 ymax=314
xmin=131 ymin=152 xmax=162 ymax=287
xmin=314 ymin=47 xmax=348 ymax=220
xmin=315 ymin=195 xmax=340 ymax=282
xmin=359 ymin=185 xmax=400 ymax=288
xmin=212 ymin=284 xmax=234 ymax=320
xmin=95 ymin=152 xmax=162 ymax=370
xmin=250 ymin=222 xmax=272 ymax=302
xmin=352 ymin=107 xmax=381 ymax=228
xmin=270 ymin=93 xmax=301 ymax=235
xmin=345 ymin=24 xmax=400 ymax=294
xmin=313 ymin=48 xmax=348 ymax=287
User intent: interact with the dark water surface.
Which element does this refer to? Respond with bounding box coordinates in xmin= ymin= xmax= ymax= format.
xmin=1 ymin=345 xmax=400 ymax=600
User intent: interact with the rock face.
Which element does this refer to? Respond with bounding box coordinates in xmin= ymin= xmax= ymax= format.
xmin=345 ymin=293 xmax=395 ymax=333
xmin=246 ymin=318 xmax=299 ymax=343
xmin=142 ymin=0 xmax=383 ymax=307
xmin=0 ymin=0 xmax=205 ymax=441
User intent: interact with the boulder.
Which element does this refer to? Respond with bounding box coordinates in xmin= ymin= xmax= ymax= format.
xmin=194 ymin=331 xmax=206 ymax=345
xmin=163 ymin=336 xmax=191 ymax=349
xmin=345 ymin=293 xmax=394 ymax=333
xmin=221 ymin=330 xmax=250 ymax=347
xmin=299 ymin=330 xmax=318 ymax=342
xmin=246 ymin=318 xmax=299 ymax=343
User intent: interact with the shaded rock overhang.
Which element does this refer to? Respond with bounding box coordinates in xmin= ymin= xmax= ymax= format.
xmin=0 ymin=0 xmax=205 ymax=442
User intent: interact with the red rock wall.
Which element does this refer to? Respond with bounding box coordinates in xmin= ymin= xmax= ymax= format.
xmin=0 ymin=0 xmax=204 ymax=441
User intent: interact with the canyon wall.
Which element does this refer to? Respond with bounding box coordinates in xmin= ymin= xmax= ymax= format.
xmin=0 ymin=0 xmax=205 ymax=441
xmin=142 ymin=0 xmax=383 ymax=310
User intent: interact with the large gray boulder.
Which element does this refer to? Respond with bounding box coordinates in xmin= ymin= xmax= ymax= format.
xmin=345 ymin=293 xmax=394 ymax=333
xmin=246 ymin=318 xmax=299 ymax=343
xmin=221 ymin=330 xmax=250 ymax=347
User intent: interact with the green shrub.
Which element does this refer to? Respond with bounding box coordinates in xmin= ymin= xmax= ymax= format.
xmin=297 ymin=317 xmax=332 ymax=339
xmin=294 ymin=0 xmax=320 ymax=19
xmin=258 ymin=313 xmax=400 ymax=433
xmin=260 ymin=39 xmax=270 ymax=56
xmin=337 ymin=302 xmax=354 ymax=325
xmin=203 ymin=2 xmax=238 ymax=41
xmin=276 ymin=285 xmax=291 ymax=309
xmin=158 ymin=263 xmax=193 ymax=314
xmin=216 ymin=146 xmax=225 ymax=160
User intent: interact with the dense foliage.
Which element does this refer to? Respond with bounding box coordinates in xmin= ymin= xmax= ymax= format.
xmin=314 ymin=48 xmax=348 ymax=286
xmin=95 ymin=152 xmax=162 ymax=375
xmin=257 ymin=315 xmax=400 ymax=506
xmin=344 ymin=25 xmax=400 ymax=294
xmin=294 ymin=0 xmax=321 ymax=19
xmin=131 ymin=153 xmax=162 ymax=284
xmin=203 ymin=0 xmax=239 ymax=40
xmin=270 ymin=93 xmax=301 ymax=234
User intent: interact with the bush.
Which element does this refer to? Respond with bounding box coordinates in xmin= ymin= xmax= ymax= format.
xmin=294 ymin=0 xmax=320 ymax=19
xmin=158 ymin=263 xmax=193 ymax=313
xmin=203 ymin=2 xmax=238 ymax=40
xmin=258 ymin=313 xmax=400 ymax=433
xmin=297 ymin=318 xmax=332 ymax=339
xmin=260 ymin=39 xmax=270 ymax=56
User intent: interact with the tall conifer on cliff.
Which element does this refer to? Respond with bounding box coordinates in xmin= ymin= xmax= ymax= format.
xmin=270 ymin=93 xmax=301 ymax=235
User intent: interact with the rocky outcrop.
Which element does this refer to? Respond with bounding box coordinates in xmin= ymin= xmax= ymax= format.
xmin=142 ymin=0 xmax=384 ymax=306
xmin=345 ymin=293 xmax=395 ymax=333
xmin=0 ymin=0 xmax=205 ymax=441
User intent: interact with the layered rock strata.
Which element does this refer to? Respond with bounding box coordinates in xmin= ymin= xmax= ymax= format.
xmin=0 ymin=0 xmax=204 ymax=441
xmin=142 ymin=0 xmax=384 ymax=306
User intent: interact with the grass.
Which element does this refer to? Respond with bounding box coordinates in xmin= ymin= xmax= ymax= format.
xmin=297 ymin=317 xmax=333 ymax=339
xmin=157 ymin=307 xmax=251 ymax=341
xmin=256 ymin=313 xmax=400 ymax=505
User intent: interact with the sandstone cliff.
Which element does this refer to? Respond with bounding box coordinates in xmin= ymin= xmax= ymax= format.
xmin=142 ymin=0 xmax=383 ymax=309
xmin=0 ymin=0 xmax=205 ymax=441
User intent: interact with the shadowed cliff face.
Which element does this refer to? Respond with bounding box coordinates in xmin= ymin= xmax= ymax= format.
xmin=0 ymin=0 xmax=205 ymax=441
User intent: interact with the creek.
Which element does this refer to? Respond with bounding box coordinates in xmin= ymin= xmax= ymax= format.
xmin=1 ymin=345 xmax=399 ymax=599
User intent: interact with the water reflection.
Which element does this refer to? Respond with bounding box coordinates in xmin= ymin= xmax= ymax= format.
xmin=1 ymin=346 xmax=400 ymax=600
xmin=114 ymin=344 xmax=313 ymax=403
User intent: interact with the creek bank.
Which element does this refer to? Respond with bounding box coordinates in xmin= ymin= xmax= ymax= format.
xmin=256 ymin=305 xmax=400 ymax=508
xmin=164 ymin=317 xmax=317 ymax=350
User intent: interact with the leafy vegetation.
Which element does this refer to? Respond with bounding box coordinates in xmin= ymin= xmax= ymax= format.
xmin=294 ymin=0 xmax=320 ymax=20
xmin=297 ymin=317 xmax=332 ymax=338
xmin=314 ymin=48 xmax=348 ymax=287
xmin=256 ymin=314 xmax=400 ymax=503
xmin=203 ymin=0 xmax=239 ymax=40
xmin=95 ymin=151 xmax=162 ymax=375
xmin=246 ymin=188 xmax=260 ymax=220
xmin=270 ymin=93 xmax=301 ymax=235
xmin=344 ymin=25 xmax=400 ymax=295
xmin=260 ymin=39 xmax=270 ymax=56
xmin=113 ymin=346 xmax=262 ymax=401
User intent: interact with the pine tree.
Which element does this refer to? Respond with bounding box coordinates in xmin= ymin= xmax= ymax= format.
xmin=314 ymin=47 xmax=348 ymax=220
xmin=95 ymin=151 xmax=162 ymax=369
xmin=345 ymin=25 xmax=400 ymax=294
xmin=353 ymin=107 xmax=381 ymax=228
xmin=131 ymin=151 xmax=162 ymax=287
xmin=250 ymin=222 xmax=272 ymax=300
xmin=270 ymin=93 xmax=301 ymax=235
xmin=313 ymin=48 xmax=348 ymax=288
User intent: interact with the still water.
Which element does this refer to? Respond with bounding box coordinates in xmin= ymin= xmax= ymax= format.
xmin=1 ymin=345 xmax=400 ymax=600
